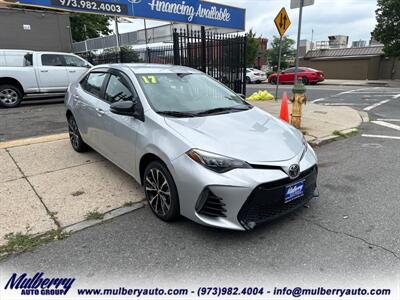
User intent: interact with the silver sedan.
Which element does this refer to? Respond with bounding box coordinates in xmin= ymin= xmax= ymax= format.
xmin=65 ymin=64 xmax=318 ymax=230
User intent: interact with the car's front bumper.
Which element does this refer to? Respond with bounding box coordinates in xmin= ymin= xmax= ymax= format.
xmin=170 ymin=145 xmax=318 ymax=230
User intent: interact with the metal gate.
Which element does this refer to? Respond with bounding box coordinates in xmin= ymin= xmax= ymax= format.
xmin=172 ymin=29 xmax=247 ymax=94
xmin=79 ymin=29 xmax=247 ymax=94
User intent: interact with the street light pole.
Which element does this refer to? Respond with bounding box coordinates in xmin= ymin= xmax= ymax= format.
xmin=294 ymin=0 xmax=304 ymax=84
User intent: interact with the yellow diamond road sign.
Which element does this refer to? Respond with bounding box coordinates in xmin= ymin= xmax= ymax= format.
xmin=274 ymin=7 xmax=291 ymax=37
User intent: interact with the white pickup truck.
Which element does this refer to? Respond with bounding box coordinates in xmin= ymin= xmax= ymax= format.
xmin=0 ymin=50 xmax=92 ymax=108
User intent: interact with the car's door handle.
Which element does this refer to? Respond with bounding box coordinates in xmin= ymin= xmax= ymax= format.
xmin=40 ymin=70 xmax=49 ymax=73
xmin=69 ymin=70 xmax=76 ymax=73
xmin=96 ymin=108 xmax=105 ymax=116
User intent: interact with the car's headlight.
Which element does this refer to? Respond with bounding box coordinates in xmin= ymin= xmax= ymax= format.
xmin=186 ymin=149 xmax=251 ymax=173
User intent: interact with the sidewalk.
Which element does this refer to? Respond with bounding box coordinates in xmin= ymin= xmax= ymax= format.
xmin=320 ymin=79 xmax=400 ymax=87
xmin=250 ymin=100 xmax=364 ymax=144
xmin=0 ymin=102 xmax=364 ymax=250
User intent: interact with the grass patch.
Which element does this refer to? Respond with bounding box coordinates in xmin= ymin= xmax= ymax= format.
xmin=0 ymin=229 xmax=67 ymax=258
xmin=85 ymin=210 xmax=104 ymax=221
xmin=333 ymin=129 xmax=358 ymax=138
xmin=123 ymin=201 xmax=135 ymax=207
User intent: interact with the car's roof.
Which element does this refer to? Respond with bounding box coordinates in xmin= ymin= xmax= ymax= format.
xmin=94 ymin=63 xmax=203 ymax=74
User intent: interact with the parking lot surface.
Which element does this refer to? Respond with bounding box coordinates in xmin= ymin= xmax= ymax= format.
xmin=1 ymin=84 xmax=399 ymax=291
xmin=1 ymin=129 xmax=399 ymax=289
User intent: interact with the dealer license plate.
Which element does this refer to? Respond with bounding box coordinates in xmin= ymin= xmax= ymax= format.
xmin=284 ymin=180 xmax=305 ymax=203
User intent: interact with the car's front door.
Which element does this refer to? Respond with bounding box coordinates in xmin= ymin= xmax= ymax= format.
xmin=37 ymin=54 xmax=69 ymax=92
xmin=280 ymin=68 xmax=294 ymax=83
xmin=63 ymin=54 xmax=90 ymax=84
xmin=95 ymin=70 xmax=143 ymax=174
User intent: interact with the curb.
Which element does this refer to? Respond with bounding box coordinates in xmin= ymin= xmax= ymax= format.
xmin=0 ymin=133 xmax=69 ymax=149
xmin=64 ymin=202 xmax=145 ymax=234
xmin=308 ymin=110 xmax=368 ymax=147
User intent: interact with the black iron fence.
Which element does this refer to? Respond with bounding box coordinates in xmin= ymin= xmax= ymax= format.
xmin=78 ymin=29 xmax=247 ymax=94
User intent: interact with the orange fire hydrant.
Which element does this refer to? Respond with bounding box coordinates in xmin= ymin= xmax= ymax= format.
xmin=290 ymin=83 xmax=307 ymax=129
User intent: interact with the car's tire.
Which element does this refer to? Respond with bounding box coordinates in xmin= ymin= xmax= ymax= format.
xmin=144 ymin=161 xmax=180 ymax=222
xmin=302 ymin=77 xmax=309 ymax=85
xmin=67 ymin=115 xmax=89 ymax=152
xmin=246 ymin=77 xmax=251 ymax=84
xmin=0 ymin=84 xmax=23 ymax=108
xmin=256 ymin=80 xmax=261 ymax=84
xmin=270 ymin=77 xmax=277 ymax=85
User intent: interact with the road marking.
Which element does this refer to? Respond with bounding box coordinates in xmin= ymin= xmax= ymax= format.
xmin=323 ymin=103 xmax=365 ymax=106
xmin=362 ymin=134 xmax=400 ymax=140
xmin=377 ymin=118 xmax=400 ymax=122
xmin=393 ymin=94 xmax=400 ymax=99
xmin=371 ymin=120 xmax=400 ymax=131
xmin=0 ymin=133 xmax=69 ymax=149
xmin=311 ymin=98 xmax=325 ymax=103
xmin=363 ymin=99 xmax=391 ymax=111
xmin=333 ymin=88 xmax=371 ymax=97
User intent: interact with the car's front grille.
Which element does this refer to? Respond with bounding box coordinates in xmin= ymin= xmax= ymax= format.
xmin=196 ymin=188 xmax=227 ymax=218
xmin=238 ymin=166 xmax=318 ymax=229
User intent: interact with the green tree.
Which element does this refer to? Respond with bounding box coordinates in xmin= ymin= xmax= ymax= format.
xmin=267 ymin=36 xmax=295 ymax=70
xmin=372 ymin=0 xmax=400 ymax=57
xmin=246 ymin=29 xmax=260 ymax=67
xmin=70 ymin=14 xmax=112 ymax=42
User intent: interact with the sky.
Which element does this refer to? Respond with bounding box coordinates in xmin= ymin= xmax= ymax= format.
xmin=116 ymin=0 xmax=378 ymax=45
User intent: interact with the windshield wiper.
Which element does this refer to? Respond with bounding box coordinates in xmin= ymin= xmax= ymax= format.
xmin=194 ymin=106 xmax=251 ymax=116
xmin=157 ymin=111 xmax=197 ymax=118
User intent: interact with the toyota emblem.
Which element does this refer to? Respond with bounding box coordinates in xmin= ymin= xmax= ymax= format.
xmin=288 ymin=164 xmax=300 ymax=179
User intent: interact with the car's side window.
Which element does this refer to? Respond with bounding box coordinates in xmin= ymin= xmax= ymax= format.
xmin=81 ymin=72 xmax=107 ymax=98
xmin=64 ymin=55 xmax=87 ymax=67
xmin=41 ymin=54 xmax=65 ymax=66
xmin=104 ymin=74 xmax=135 ymax=104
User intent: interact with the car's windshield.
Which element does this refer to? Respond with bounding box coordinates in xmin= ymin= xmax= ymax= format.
xmin=137 ymin=73 xmax=251 ymax=117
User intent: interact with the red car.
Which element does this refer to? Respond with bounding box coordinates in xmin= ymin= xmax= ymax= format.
xmin=268 ymin=67 xmax=325 ymax=85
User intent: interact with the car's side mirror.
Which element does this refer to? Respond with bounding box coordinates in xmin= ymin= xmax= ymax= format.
xmin=110 ymin=99 xmax=143 ymax=120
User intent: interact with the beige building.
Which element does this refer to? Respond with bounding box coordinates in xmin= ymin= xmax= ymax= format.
xmin=301 ymin=46 xmax=400 ymax=80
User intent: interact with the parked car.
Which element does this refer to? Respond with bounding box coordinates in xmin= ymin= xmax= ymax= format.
xmin=65 ymin=64 xmax=318 ymax=231
xmin=268 ymin=67 xmax=325 ymax=85
xmin=246 ymin=68 xmax=267 ymax=84
xmin=0 ymin=50 xmax=92 ymax=108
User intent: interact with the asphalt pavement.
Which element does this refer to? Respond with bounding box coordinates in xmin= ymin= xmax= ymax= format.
xmin=1 ymin=84 xmax=399 ymax=290
xmin=1 ymin=126 xmax=399 ymax=289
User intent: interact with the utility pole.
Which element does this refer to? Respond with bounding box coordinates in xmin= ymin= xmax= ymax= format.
xmin=274 ymin=36 xmax=283 ymax=100
xmin=294 ymin=0 xmax=304 ymax=84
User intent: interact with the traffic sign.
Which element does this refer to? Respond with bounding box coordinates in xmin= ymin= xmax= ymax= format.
xmin=274 ymin=7 xmax=291 ymax=37
xmin=290 ymin=0 xmax=314 ymax=9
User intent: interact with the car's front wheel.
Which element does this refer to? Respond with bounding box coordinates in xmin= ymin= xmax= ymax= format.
xmin=144 ymin=161 xmax=180 ymax=222
xmin=67 ymin=115 xmax=89 ymax=152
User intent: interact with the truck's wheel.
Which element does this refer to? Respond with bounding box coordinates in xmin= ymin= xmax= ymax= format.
xmin=0 ymin=85 xmax=22 ymax=108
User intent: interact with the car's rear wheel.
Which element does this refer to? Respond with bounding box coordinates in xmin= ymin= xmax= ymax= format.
xmin=0 ymin=84 xmax=22 ymax=108
xmin=270 ymin=77 xmax=277 ymax=85
xmin=67 ymin=115 xmax=89 ymax=152
xmin=144 ymin=161 xmax=180 ymax=222
xmin=302 ymin=77 xmax=309 ymax=85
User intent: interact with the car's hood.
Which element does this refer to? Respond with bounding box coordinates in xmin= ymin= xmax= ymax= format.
xmin=164 ymin=107 xmax=304 ymax=163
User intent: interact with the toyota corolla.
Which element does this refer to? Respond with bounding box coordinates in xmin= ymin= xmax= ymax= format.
xmin=65 ymin=64 xmax=318 ymax=230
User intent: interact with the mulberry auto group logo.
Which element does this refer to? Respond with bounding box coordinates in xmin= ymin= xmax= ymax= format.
xmin=4 ymin=272 xmax=75 ymax=296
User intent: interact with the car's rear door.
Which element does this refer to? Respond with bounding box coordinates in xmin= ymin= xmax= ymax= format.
xmin=74 ymin=70 xmax=109 ymax=150
xmin=63 ymin=54 xmax=90 ymax=84
xmin=36 ymin=53 xmax=69 ymax=92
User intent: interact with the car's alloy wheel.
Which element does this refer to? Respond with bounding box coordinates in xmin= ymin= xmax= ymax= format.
xmin=144 ymin=162 xmax=179 ymax=221
xmin=0 ymin=85 xmax=22 ymax=108
xmin=68 ymin=116 xmax=89 ymax=152
xmin=302 ymin=77 xmax=309 ymax=85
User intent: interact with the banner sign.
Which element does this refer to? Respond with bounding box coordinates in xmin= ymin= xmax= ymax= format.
xmin=14 ymin=0 xmax=246 ymax=30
